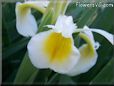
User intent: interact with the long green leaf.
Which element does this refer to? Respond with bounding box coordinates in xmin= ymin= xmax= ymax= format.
xmin=47 ymin=73 xmax=60 ymax=84
xmin=14 ymin=53 xmax=38 ymax=84
xmin=77 ymin=7 xmax=98 ymax=27
xmin=38 ymin=1 xmax=54 ymax=32
xmin=3 ymin=38 xmax=29 ymax=59
xmin=34 ymin=69 xmax=52 ymax=84
xmin=58 ymin=75 xmax=75 ymax=85
xmin=26 ymin=70 xmax=39 ymax=84
xmin=89 ymin=57 xmax=114 ymax=84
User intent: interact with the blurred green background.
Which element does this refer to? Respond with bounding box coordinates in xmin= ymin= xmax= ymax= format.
xmin=2 ymin=1 xmax=114 ymax=85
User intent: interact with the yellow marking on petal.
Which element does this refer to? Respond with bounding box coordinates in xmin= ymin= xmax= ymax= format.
xmin=18 ymin=5 xmax=29 ymax=16
xmin=80 ymin=44 xmax=95 ymax=58
xmin=79 ymin=33 xmax=95 ymax=58
xmin=43 ymin=32 xmax=72 ymax=63
xmin=18 ymin=3 xmax=45 ymax=16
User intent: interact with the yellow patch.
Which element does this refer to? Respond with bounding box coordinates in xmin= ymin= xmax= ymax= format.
xmin=43 ymin=32 xmax=72 ymax=63
xmin=80 ymin=44 xmax=95 ymax=58
xmin=79 ymin=33 xmax=95 ymax=58
xmin=18 ymin=5 xmax=29 ymax=16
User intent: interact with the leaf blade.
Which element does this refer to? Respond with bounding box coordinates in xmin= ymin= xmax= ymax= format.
xmin=14 ymin=53 xmax=38 ymax=84
xmin=90 ymin=57 xmax=114 ymax=84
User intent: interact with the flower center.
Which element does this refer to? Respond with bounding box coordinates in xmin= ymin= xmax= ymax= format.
xmin=43 ymin=32 xmax=72 ymax=63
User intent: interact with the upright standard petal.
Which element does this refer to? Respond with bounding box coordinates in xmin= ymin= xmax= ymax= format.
xmin=47 ymin=15 xmax=77 ymax=38
xmin=66 ymin=29 xmax=98 ymax=76
xmin=28 ymin=30 xmax=80 ymax=73
xmin=16 ymin=2 xmax=38 ymax=37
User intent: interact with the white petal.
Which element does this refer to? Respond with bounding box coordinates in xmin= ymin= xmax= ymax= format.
xmin=27 ymin=30 xmax=53 ymax=68
xmin=91 ymin=29 xmax=114 ymax=45
xmin=28 ymin=30 xmax=80 ymax=72
xmin=16 ymin=2 xmax=38 ymax=37
xmin=66 ymin=44 xmax=98 ymax=76
xmin=66 ymin=30 xmax=98 ymax=76
xmin=54 ymin=15 xmax=77 ymax=38
xmin=49 ymin=46 xmax=80 ymax=74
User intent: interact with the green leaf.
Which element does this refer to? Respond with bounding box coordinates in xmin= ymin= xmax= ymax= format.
xmin=77 ymin=7 xmax=98 ymax=27
xmin=89 ymin=57 xmax=114 ymax=84
xmin=14 ymin=53 xmax=38 ymax=84
xmin=51 ymin=0 xmax=68 ymax=23
xmin=26 ymin=70 xmax=39 ymax=84
xmin=66 ymin=3 xmax=84 ymax=20
xmin=47 ymin=73 xmax=60 ymax=84
xmin=34 ymin=69 xmax=52 ymax=84
xmin=47 ymin=74 xmax=76 ymax=85
xmin=58 ymin=75 xmax=75 ymax=85
xmin=3 ymin=38 xmax=29 ymax=60
xmin=38 ymin=1 xmax=54 ymax=32
xmin=2 ymin=3 xmax=21 ymax=47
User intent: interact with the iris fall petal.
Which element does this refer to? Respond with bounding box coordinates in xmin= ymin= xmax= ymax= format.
xmin=27 ymin=29 xmax=80 ymax=73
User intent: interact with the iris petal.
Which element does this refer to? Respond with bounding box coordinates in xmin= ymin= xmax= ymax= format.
xmin=27 ymin=30 xmax=80 ymax=73
xmin=66 ymin=44 xmax=98 ymax=76
xmin=46 ymin=15 xmax=77 ymax=38
xmin=16 ymin=2 xmax=38 ymax=37
xmin=91 ymin=29 xmax=114 ymax=45
xmin=66 ymin=28 xmax=98 ymax=76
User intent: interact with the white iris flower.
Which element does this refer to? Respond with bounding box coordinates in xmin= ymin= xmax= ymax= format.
xmin=28 ymin=15 xmax=80 ymax=74
xmin=15 ymin=1 xmax=114 ymax=76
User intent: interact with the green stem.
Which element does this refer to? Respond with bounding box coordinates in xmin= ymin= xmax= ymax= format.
xmin=38 ymin=1 xmax=54 ymax=32
xmin=61 ymin=0 xmax=69 ymax=15
xmin=51 ymin=0 xmax=70 ymax=24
